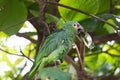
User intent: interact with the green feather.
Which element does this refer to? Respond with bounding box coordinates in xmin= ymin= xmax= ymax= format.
xmin=28 ymin=21 xmax=78 ymax=79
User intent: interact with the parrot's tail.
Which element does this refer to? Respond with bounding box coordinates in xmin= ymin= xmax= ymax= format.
xmin=28 ymin=64 xmax=39 ymax=79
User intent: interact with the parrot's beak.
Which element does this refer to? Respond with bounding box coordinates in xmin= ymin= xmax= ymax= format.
xmin=75 ymin=25 xmax=84 ymax=34
xmin=77 ymin=26 xmax=84 ymax=33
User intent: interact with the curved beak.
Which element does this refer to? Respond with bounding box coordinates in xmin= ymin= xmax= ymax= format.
xmin=77 ymin=26 xmax=84 ymax=32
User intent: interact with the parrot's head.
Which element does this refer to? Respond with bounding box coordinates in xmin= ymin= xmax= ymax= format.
xmin=63 ymin=21 xmax=84 ymax=34
xmin=73 ymin=22 xmax=84 ymax=33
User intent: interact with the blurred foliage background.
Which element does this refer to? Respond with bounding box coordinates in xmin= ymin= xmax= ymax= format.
xmin=0 ymin=0 xmax=120 ymax=80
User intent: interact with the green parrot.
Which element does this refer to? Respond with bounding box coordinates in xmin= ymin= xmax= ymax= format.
xmin=28 ymin=21 xmax=85 ymax=79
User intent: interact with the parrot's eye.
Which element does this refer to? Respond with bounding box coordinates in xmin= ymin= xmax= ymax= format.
xmin=73 ymin=23 xmax=81 ymax=29
xmin=73 ymin=24 xmax=76 ymax=27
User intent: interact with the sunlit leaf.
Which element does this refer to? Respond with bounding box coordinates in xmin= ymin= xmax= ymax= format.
xmin=85 ymin=55 xmax=98 ymax=70
xmin=0 ymin=32 xmax=8 ymax=37
xmin=102 ymin=44 xmax=111 ymax=51
xmin=103 ymin=19 xmax=115 ymax=34
xmin=1 ymin=45 xmax=17 ymax=55
xmin=13 ymin=58 xmax=24 ymax=66
xmin=58 ymin=0 xmax=98 ymax=21
xmin=4 ymin=71 xmax=14 ymax=79
xmin=98 ymin=53 xmax=116 ymax=65
xmin=113 ymin=43 xmax=120 ymax=48
xmin=2 ymin=53 xmax=13 ymax=67
xmin=23 ymin=43 xmax=36 ymax=58
xmin=108 ymin=49 xmax=120 ymax=55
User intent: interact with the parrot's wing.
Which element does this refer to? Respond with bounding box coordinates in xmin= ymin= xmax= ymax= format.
xmin=36 ymin=30 xmax=67 ymax=62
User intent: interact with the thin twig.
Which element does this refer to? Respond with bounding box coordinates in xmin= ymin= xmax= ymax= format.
xmin=39 ymin=0 xmax=50 ymax=34
xmin=43 ymin=21 xmax=50 ymax=34
xmin=0 ymin=48 xmax=22 ymax=56
xmin=20 ymin=49 xmax=34 ymax=63
xmin=92 ymin=33 xmax=120 ymax=44
xmin=0 ymin=48 xmax=34 ymax=63
xmin=72 ymin=43 xmax=84 ymax=70
xmin=45 ymin=1 xmax=120 ymax=36
xmin=64 ymin=55 xmax=79 ymax=70
xmin=16 ymin=33 xmax=37 ymax=43
xmin=13 ymin=61 xmax=27 ymax=80
xmin=76 ymin=35 xmax=86 ymax=68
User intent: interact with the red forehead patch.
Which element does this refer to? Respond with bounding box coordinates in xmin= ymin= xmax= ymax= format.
xmin=77 ymin=23 xmax=81 ymax=28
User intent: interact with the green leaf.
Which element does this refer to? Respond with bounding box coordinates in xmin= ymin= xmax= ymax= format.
xmin=1 ymin=45 xmax=18 ymax=55
xmin=46 ymin=13 xmax=63 ymax=28
xmin=80 ymin=18 xmax=104 ymax=32
xmin=102 ymin=44 xmax=111 ymax=51
xmin=23 ymin=0 xmax=35 ymax=8
xmin=58 ymin=0 xmax=98 ymax=21
xmin=0 ymin=0 xmax=27 ymax=35
xmin=80 ymin=13 xmax=113 ymax=32
xmin=68 ymin=64 xmax=77 ymax=80
xmin=93 ymin=13 xmax=117 ymax=35
xmin=23 ymin=43 xmax=36 ymax=58
xmin=97 ymin=0 xmax=110 ymax=14
xmin=38 ymin=67 xmax=72 ymax=80
xmin=98 ymin=53 xmax=116 ymax=66
xmin=97 ymin=62 xmax=113 ymax=74
xmin=103 ymin=19 xmax=115 ymax=34
xmin=13 ymin=58 xmax=24 ymax=66
xmin=4 ymin=71 xmax=14 ymax=78
xmin=2 ymin=53 xmax=13 ymax=67
xmin=108 ymin=49 xmax=120 ymax=55
xmin=29 ymin=3 xmax=39 ymax=17
xmin=85 ymin=55 xmax=98 ymax=70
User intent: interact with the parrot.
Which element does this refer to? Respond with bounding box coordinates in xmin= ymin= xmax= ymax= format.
xmin=28 ymin=21 xmax=92 ymax=79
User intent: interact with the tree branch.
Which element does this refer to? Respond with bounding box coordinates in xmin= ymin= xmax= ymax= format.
xmin=16 ymin=33 xmax=37 ymax=43
xmin=93 ymin=33 xmax=120 ymax=44
xmin=45 ymin=1 xmax=120 ymax=36
xmin=72 ymin=43 xmax=83 ymax=70
xmin=85 ymin=50 xmax=120 ymax=58
xmin=64 ymin=55 xmax=79 ymax=70
xmin=13 ymin=61 xmax=27 ymax=80
xmin=33 ymin=0 xmax=50 ymax=57
xmin=76 ymin=35 xmax=86 ymax=80
xmin=0 ymin=48 xmax=33 ymax=63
